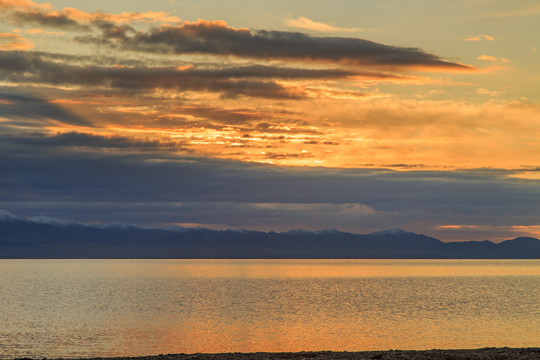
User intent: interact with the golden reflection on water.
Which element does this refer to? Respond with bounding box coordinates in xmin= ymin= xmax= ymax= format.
xmin=1 ymin=259 xmax=539 ymax=358
xmin=161 ymin=259 xmax=540 ymax=278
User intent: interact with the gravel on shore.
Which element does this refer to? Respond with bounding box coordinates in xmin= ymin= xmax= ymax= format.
xmin=22 ymin=348 xmax=539 ymax=360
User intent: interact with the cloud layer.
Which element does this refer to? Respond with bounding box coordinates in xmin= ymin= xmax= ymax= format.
xmin=84 ymin=20 xmax=473 ymax=70
xmin=1 ymin=0 xmax=473 ymax=72
xmin=2 ymin=133 xmax=540 ymax=241
xmin=0 ymin=51 xmax=390 ymax=99
xmin=285 ymin=16 xmax=371 ymax=33
xmin=0 ymin=0 xmax=536 ymax=241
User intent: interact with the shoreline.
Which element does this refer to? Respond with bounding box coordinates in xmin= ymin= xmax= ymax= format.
xmin=25 ymin=348 xmax=539 ymax=360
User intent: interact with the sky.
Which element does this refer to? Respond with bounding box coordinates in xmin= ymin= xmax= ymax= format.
xmin=1 ymin=0 xmax=540 ymax=242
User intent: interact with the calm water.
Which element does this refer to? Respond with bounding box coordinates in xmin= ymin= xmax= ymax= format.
xmin=0 ymin=259 xmax=539 ymax=358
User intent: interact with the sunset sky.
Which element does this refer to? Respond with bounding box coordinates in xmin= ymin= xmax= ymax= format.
xmin=2 ymin=0 xmax=540 ymax=242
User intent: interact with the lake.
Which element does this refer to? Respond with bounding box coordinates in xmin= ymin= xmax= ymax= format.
xmin=1 ymin=259 xmax=539 ymax=358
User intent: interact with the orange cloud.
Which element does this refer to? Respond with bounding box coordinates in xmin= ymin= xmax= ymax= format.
xmin=0 ymin=32 xmax=33 ymax=50
xmin=3 ymin=1 xmax=181 ymax=30
xmin=58 ymin=7 xmax=181 ymax=24
xmin=50 ymin=98 xmax=103 ymax=105
xmin=511 ymin=225 xmax=540 ymax=232
xmin=0 ymin=0 xmax=50 ymax=11
xmin=477 ymin=54 xmax=497 ymax=61
xmin=437 ymin=225 xmax=481 ymax=230
xmin=464 ymin=34 xmax=494 ymax=41
xmin=16 ymin=83 xmax=540 ymax=170
xmin=477 ymin=55 xmax=510 ymax=64
xmin=285 ymin=17 xmax=373 ymax=33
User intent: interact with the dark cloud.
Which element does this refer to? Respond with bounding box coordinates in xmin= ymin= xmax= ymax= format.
xmin=6 ymin=4 xmax=473 ymax=74
xmin=262 ymin=152 xmax=312 ymax=160
xmin=11 ymin=10 xmax=135 ymax=36
xmin=1 ymin=135 xmax=539 ymax=214
xmin=80 ymin=21 xmax=473 ymax=70
xmin=0 ymin=53 xmax=298 ymax=99
xmin=190 ymin=64 xmax=395 ymax=80
xmin=6 ymin=5 xmax=470 ymax=71
xmin=12 ymin=10 xmax=91 ymax=31
xmin=0 ymin=51 xmax=361 ymax=79
xmin=92 ymin=20 xmax=135 ymax=39
xmin=254 ymin=122 xmax=322 ymax=134
xmin=0 ymin=92 xmax=91 ymax=126
xmin=0 ymin=131 xmax=183 ymax=153
xmin=2 ymin=130 xmax=540 ymax=240
xmin=0 ymin=51 xmax=369 ymax=99
xmin=28 ymin=50 xmax=176 ymax=68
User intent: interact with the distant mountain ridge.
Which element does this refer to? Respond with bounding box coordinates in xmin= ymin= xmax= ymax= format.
xmin=1 ymin=211 xmax=539 ymax=259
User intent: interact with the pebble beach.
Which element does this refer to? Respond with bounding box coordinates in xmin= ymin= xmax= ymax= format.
xmin=33 ymin=348 xmax=540 ymax=360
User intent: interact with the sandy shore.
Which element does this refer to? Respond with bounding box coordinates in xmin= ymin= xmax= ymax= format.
xmin=33 ymin=348 xmax=539 ymax=360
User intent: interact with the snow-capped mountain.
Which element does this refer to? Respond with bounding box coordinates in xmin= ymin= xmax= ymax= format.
xmin=1 ymin=211 xmax=539 ymax=259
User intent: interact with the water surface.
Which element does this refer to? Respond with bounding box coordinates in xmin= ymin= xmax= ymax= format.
xmin=1 ymin=259 xmax=539 ymax=358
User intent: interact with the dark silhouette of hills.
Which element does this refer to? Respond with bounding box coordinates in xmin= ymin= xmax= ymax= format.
xmin=1 ymin=212 xmax=539 ymax=258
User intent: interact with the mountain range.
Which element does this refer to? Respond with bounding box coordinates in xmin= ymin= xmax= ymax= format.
xmin=1 ymin=211 xmax=539 ymax=259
